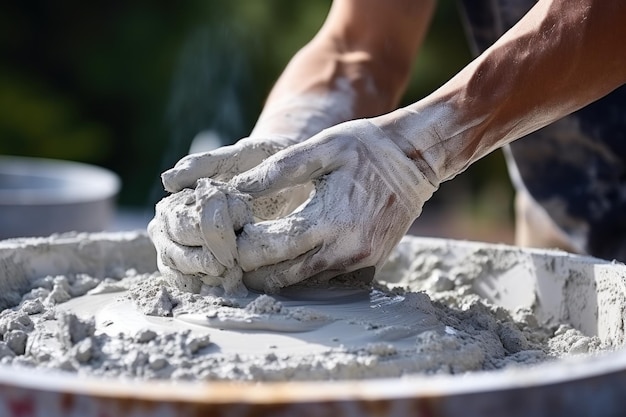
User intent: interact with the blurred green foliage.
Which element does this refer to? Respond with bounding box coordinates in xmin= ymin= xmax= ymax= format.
xmin=0 ymin=0 xmax=512 ymax=223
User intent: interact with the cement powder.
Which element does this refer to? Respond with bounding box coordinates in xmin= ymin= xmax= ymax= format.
xmin=0 ymin=240 xmax=613 ymax=382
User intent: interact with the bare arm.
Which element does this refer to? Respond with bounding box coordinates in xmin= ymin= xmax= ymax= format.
xmin=251 ymin=0 xmax=435 ymax=142
xmin=375 ymin=0 xmax=626 ymax=183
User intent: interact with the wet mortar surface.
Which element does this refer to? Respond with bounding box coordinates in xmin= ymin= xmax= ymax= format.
xmin=0 ymin=238 xmax=611 ymax=382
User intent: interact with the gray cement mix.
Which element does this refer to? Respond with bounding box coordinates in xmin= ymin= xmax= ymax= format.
xmin=0 ymin=236 xmax=614 ymax=382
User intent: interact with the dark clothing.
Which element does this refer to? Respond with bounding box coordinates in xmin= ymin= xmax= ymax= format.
xmin=458 ymin=0 xmax=626 ymax=261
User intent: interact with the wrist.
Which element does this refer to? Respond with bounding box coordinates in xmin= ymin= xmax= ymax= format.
xmin=370 ymin=103 xmax=459 ymax=185
xmin=334 ymin=118 xmax=439 ymax=206
xmin=372 ymin=87 xmax=498 ymax=185
xmin=250 ymin=87 xmax=353 ymax=145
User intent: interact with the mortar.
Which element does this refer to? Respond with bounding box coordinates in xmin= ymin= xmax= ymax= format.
xmin=0 ymin=231 xmax=625 ymax=417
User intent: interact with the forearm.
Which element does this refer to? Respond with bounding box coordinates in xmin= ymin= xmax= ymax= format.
xmin=251 ymin=0 xmax=435 ymax=144
xmin=376 ymin=0 xmax=626 ymax=183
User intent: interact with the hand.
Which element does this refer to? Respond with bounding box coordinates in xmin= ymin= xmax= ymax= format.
xmin=147 ymin=179 xmax=253 ymax=296
xmin=231 ymin=119 xmax=439 ymax=292
xmin=151 ymin=5 xmax=428 ymax=293
xmin=152 ymin=78 xmax=360 ymax=291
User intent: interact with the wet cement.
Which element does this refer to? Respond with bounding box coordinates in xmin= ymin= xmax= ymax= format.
xmin=0 ymin=235 xmax=613 ymax=382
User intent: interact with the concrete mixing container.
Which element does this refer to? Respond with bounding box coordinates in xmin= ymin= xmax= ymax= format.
xmin=0 ymin=232 xmax=625 ymax=417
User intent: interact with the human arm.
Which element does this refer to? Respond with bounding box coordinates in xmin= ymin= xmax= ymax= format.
xmin=374 ymin=0 xmax=626 ymax=184
xmin=253 ymin=0 xmax=435 ymax=140
xmin=232 ymin=0 xmax=626 ymax=291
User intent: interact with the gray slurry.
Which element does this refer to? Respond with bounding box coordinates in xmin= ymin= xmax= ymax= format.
xmin=0 ymin=239 xmax=610 ymax=382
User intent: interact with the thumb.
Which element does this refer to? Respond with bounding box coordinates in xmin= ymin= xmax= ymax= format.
xmin=232 ymin=135 xmax=349 ymax=197
xmin=231 ymin=144 xmax=318 ymax=196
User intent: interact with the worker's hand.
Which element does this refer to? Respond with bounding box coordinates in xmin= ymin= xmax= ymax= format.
xmin=232 ymin=119 xmax=440 ymax=292
xmin=147 ymin=179 xmax=253 ymax=296
xmin=153 ymin=79 xmax=362 ymax=289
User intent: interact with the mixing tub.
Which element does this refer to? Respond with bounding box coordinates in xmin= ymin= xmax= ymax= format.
xmin=0 ymin=232 xmax=625 ymax=417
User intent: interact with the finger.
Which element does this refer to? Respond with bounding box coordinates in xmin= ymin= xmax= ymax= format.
xmin=242 ymin=247 xmax=321 ymax=292
xmin=195 ymin=180 xmax=238 ymax=269
xmin=243 ymin=245 xmax=378 ymax=293
xmin=238 ymin=169 xmax=349 ymax=272
xmin=156 ymin=256 xmax=203 ymax=294
xmin=237 ymin=210 xmax=324 ymax=273
xmin=161 ymin=153 xmax=216 ymax=193
xmin=161 ymin=146 xmax=241 ymax=192
xmin=232 ymin=135 xmax=353 ymax=196
xmin=159 ymin=238 xmax=225 ymax=277
xmin=214 ymin=266 xmax=247 ymax=298
xmin=149 ymin=215 xmax=225 ymax=277
xmin=227 ymin=190 xmax=254 ymax=228
xmin=161 ymin=142 xmax=271 ymax=193
xmin=156 ymin=190 xmax=204 ymax=247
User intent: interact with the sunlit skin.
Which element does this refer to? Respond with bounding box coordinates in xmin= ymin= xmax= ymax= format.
xmin=376 ymin=0 xmax=626 ymax=177
xmin=263 ymin=0 xmax=626 ymax=175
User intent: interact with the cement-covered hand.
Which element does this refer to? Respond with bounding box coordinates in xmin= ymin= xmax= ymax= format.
xmin=151 ymin=102 xmax=349 ymax=293
xmin=147 ymin=179 xmax=253 ymax=296
xmin=152 ymin=85 xmax=363 ymax=291
xmin=151 ymin=95 xmax=345 ymax=292
xmin=232 ymin=119 xmax=440 ymax=292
